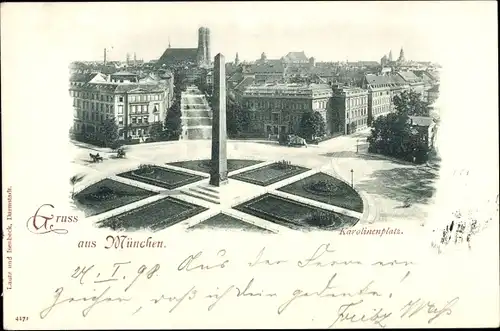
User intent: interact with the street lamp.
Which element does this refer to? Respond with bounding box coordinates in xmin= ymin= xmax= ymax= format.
xmin=350 ymin=169 xmax=354 ymax=187
xmin=356 ymin=139 xmax=360 ymax=153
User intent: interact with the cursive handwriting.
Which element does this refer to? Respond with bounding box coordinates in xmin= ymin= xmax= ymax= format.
xmin=278 ymin=273 xmax=383 ymax=314
xmin=297 ymin=243 xmax=363 ymax=267
xmin=329 ymin=299 xmax=393 ymax=328
xmin=248 ymin=247 xmax=288 ymax=267
xmin=400 ymin=296 xmax=460 ymax=324
xmin=177 ymin=249 xmax=229 ymax=271
xmin=150 ymin=286 xmax=197 ymax=313
xmin=40 ymin=286 xmax=131 ymax=319
xmin=38 ymin=246 xmax=460 ymax=329
xmin=206 ymin=277 xmax=278 ymax=311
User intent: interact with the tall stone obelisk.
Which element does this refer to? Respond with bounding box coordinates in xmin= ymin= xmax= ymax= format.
xmin=209 ymin=53 xmax=228 ymax=186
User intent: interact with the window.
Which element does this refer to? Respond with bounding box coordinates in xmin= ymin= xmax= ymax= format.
xmin=118 ymin=105 xmax=123 ymax=114
xmin=137 ymin=117 xmax=142 ymax=124
xmin=153 ymin=103 xmax=159 ymax=112
xmin=154 ymin=114 xmax=159 ymax=122
xmin=118 ymin=116 xmax=123 ymax=125
xmin=131 ymin=105 xmax=136 ymax=114
xmin=143 ymin=116 xmax=148 ymax=123
xmin=131 ymin=117 xmax=137 ymax=124
xmin=118 ymin=96 xmax=124 ymax=102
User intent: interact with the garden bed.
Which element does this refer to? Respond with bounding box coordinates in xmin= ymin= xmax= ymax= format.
xmin=233 ymin=193 xmax=359 ymax=231
xmin=169 ymin=159 xmax=264 ymax=174
xmin=278 ymin=172 xmax=364 ymax=213
xmin=73 ymin=179 xmax=157 ymax=217
xmin=230 ymin=162 xmax=310 ymax=186
xmin=188 ymin=213 xmax=273 ymax=233
xmin=117 ymin=165 xmax=204 ymax=189
xmin=98 ymin=197 xmax=208 ymax=232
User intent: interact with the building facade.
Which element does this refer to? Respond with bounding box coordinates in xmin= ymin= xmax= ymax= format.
xmin=69 ymin=72 xmax=173 ymax=141
xmin=331 ymin=85 xmax=369 ymax=134
xmin=240 ymin=83 xmax=332 ymax=137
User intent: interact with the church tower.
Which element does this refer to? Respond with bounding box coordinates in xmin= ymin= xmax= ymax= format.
xmin=398 ymin=48 xmax=405 ymax=63
xmin=235 ymin=52 xmax=240 ymax=65
xmin=388 ymin=50 xmax=393 ymax=62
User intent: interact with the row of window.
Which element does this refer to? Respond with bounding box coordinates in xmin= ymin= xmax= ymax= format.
xmin=244 ymin=100 xmax=310 ymax=111
xmin=247 ymin=112 xmax=303 ymax=123
xmin=313 ymin=100 xmax=328 ymax=110
xmin=74 ymin=100 xmax=114 ymax=113
xmin=75 ymin=110 xmax=110 ymax=122
xmin=116 ymin=103 xmax=160 ymax=115
xmin=351 ymin=118 xmax=368 ymax=127
xmin=373 ymin=97 xmax=391 ymax=106
xmin=129 ymin=94 xmax=162 ymax=102
xmin=347 ymin=107 xmax=368 ymax=119
xmin=347 ymin=96 xmax=368 ymax=108
xmin=372 ymin=91 xmax=390 ymax=97
xmin=373 ymin=105 xmax=391 ymax=115
xmin=70 ymin=91 xmax=163 ymax=103
xmin=117 ymin=114 xmax=160 ymax=125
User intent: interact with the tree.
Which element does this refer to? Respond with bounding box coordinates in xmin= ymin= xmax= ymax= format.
xmin=367 ymin=110 xmax=429 ymax=164
xmin=226 ymin=94 xmax=249 ymax=137
xmin=70 ymin=174 xmax=85 ymax=199
xmin=393 ymin=90 xmax=430 ymax=116
xmin=100 ymin=117 xmax=119 ymax=147
xmin=149 ymin=121 xmax=165 ymax=141
xmin=164 ymin=100 xmax=182 ymax=140
xmin=298 ymin=111 xmax=326 ymax=140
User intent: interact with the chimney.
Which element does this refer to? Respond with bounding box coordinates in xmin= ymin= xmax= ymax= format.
xmin=104 ymin=48 xmax=107 ymax=66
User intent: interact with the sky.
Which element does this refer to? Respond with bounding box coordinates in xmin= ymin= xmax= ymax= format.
xmin=2 ymin=2 xmax=497 ymax=64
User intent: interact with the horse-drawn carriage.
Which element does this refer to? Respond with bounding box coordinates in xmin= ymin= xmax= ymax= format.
xmin=279 ymin=134 xmax=308 ymax=147
xmin=89 ymin=153 xmax=103 ymax=163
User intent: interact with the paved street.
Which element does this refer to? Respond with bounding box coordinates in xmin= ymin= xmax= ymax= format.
xmin=71 ymin=130 xmax=439 ymax=229
xmin=181 ymin=86 xmax=212 ymax=139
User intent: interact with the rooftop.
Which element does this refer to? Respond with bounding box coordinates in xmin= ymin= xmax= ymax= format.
xmin=111 ymin=71 xmax=138 ymax=76
xmin=283 ymin=51 xmax=309 ymax=63
xmin=409 ymin=116 xmax=434 ymax=127
xmin=249 ymin=60 xmax=285 ymax=74
xmin=397 ymin=71 xmax=423 ymax=83
xmin=242 ymin=83 xmax=332 ymax=97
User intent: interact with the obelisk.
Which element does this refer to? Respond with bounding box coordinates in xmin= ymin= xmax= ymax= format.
xmin=209 ymin=53 xmax=228 ymax=186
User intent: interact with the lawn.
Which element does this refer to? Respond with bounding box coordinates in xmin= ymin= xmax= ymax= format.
xmin=188 ymin=213 xmax=274 ymax=233
xmin=230 ymin=162 xmax=310 ymax=186
xmin=278 ymin=172 xmax=364 ymax=213
xmin=169 ymin=159 xmax=264 ymax=174
xmin=98 ymin=197 xmax=208 ymax=232
xmin=73 ymin=179 xmax=157 ymax=217
xmin=117 ymin=166 xmax=204 ymax=189
xmin=233 ymin=193 xmax=359 ymax=231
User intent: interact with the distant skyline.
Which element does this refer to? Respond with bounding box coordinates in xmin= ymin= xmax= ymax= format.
xmin=3 ymin=2 xmax=496 ymax=65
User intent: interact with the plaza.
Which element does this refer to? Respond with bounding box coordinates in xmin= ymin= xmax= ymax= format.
xmin=70 ymin=129 xmax=439 ymax=234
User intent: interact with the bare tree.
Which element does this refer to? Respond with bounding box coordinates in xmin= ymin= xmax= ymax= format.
xmin=70 ymin=174 xmax=86 ymax=198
